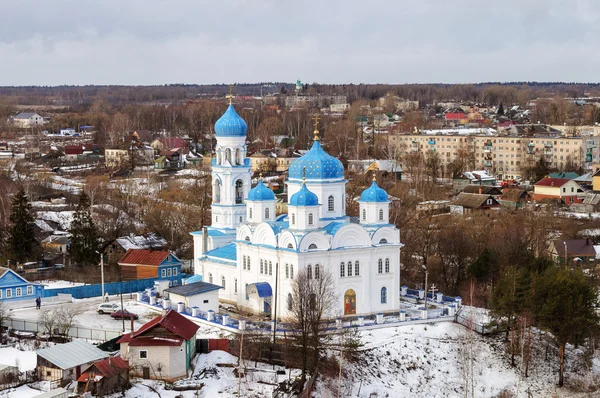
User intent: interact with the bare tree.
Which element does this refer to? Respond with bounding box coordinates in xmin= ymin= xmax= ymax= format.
xmin=286 ymin=267 xmax=337 ymax=386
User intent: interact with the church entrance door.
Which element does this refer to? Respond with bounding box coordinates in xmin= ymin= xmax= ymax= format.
xmin=264 ymin=301 xmax=271 ymax=314
xmin=344 ymin=289 xmax=356 ymax=315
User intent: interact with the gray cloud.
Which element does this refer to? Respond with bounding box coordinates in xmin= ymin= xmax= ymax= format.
xmin=0 ymin=0 xmax=598 ymax=85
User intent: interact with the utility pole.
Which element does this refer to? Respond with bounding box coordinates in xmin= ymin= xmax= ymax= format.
xmin=424 ymin=267 xmax=429 ymax=311
xmin=271 ymin=262 xmax=279 ymax=369
xmin=238 ymin=330 xmax=244 ymax=397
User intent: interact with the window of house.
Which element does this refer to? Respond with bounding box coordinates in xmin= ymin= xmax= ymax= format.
xmin=347 ymin=261 xmax=353 ymax=277
xmin=161 ymin=269 xmax=166 ymax=278
xmin=0 ymin=290 xmax=2 ymax=299
xmin=16 ymin=288 xmax=21 ymax=297
xmin=234 ymin=278 xmax=238 ymax=293
xmin=315 ymin=264 xmax=320 ymax=279
xmin=140 ymin=350 xmax=148 ymax=359
xmin=173 ymin=268 xmax=178 ymax=276
xmin=27 ymin=286 xmax=33 ymax=295
xmin=385 ymin=258 xmax=390 ymax=273
xmin=328 ymin=196 xmax=334 ymax=212
xmin=308 ymin=213 xmax=314 ymax=225
xmin=221 ymin=276 xmax=226 ymax=289
xmin=378 ymin=259 xmax=383 ymax=274
xmin=379 ymin=209 xmax=384 ymax=221
xmin=571 ymin=187 xmax=574 ymax=192
xmin=355 ymin=261 xmax=360 ymax=276
xmin=167 ymin=268 xmax=172 ymax=277
xmin=381 ymin=287 xmax=387 ymax=304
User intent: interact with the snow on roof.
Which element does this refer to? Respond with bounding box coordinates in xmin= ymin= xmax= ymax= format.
xmin=165 ymin=281 xmax=223 ymax=297
xmin=204 ymin=243 xmax=237 ymax=262
xmin=36 ymin=340 xmax=108 ymax=370
xmin=115 ymin=233 xmax=167 ymax=251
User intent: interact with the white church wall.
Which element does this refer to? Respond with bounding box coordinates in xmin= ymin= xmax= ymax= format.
xmin=287 ymin=181 xmax=347 ymax=220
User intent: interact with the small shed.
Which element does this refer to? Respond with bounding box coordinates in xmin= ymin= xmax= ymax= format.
xmin=77 ymin=356 xmax=129 ymax=396
xmin=32 ymin=388 xmax=69 ymax=398
xmin=36 ymin=340 xmax=109 ymax=383
xmin=164 ymin=281 xmax=222 ymax=313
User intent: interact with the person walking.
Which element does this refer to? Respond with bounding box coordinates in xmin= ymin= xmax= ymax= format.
xmin=104 ymin=292 xmax=109 ymax=303
xmin=35 ymin=296 xmax=41 ymax=310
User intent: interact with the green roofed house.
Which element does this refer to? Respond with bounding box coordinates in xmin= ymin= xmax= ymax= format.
xmin=548 ymin=171 xmax=579 ymax=180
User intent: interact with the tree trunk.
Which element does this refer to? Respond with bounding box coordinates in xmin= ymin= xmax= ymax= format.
xmin=558 ymin=343 xmax=565 ymax=387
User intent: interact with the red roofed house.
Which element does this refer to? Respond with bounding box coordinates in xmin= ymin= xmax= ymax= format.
xmin=445 ymin=112 xmax=465 ymax=121
xmin=117 ymin=249 xmax=182 ymax=283
xmin=151 ymin=137 xmax=188 ymax=154
xmin=77 ymin=356 xmax=129 ymax=396
xmin=533 ymin=177 xmax=584 ymax=204
xmin=64 ymin=145 xmax=83 ymax=161
xmin=117 ymin=310 xmax=199 ymax=381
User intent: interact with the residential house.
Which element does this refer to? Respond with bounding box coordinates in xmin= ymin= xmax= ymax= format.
xmin=64 ymin=145 xmax=83 ymax=161
xmin=117 ymin=310 xmax=199 ymax=382
xmin=462 ymin=185 xmax=503 ymax=197
xmin=76 ymin=356 xmax=129 ymax=396
xmin=150 ymin=137 xmax=188 ymax=154
xmin=59 ymin=128 xmax=76 ymax=136
xmin=105 ymin=148 xmax=130 ymax=168
xmin=9 ymin=112 xmax=45 ymax=127
xmin=105 ymin=233 xmax=167 ymax=265
xmin=164 ymin=281 xmax=222 ymax=313
xmin=533 ymin=177 xmax=584 ymax=204
xmin=592 ymin=169 xmax=600 ymax=192
xmin=0 ymin=143 xmax=8 ymax=151
xmin=549 ymin=239 xmax=596 ymax=267
xmin=41 ymin=234 xmax=70 ymax=253
xmin=117 ymin=249 xmax=182 ymax=285
xmin=548 ymin=171 xmax=579 ymax=180
xmin=347 ymin=159 xmax=403 ymax=180
xmin=36 ymin=340 xmax=109 ymax=383
xmin=249 ymin=151 xmax=275 ymax=172
xmin=499 ymin=188 xmax=529 ymax=209
xmin=154 ymin=149 xmax=183 ymax=170
xmin=571 ymin=193 xmax=600 ymax=213
xmin=0 ymin=267 xmax=44 ymax=302
xmin=451 ymin=193 xmax=500 ymax=214
xmin=130 ymin=130 xmax=155 ymax=144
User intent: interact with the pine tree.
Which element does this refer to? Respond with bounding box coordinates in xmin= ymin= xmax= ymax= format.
xmin=69 ymin=191 xmax=99 ymax=266
xmin=7 ymin=188 xmax=36 ymax=264
xmin=497 ymin=102 xmax=505 ymax=116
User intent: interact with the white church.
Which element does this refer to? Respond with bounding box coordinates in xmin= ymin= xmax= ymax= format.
xmin=191 ymin=101 xmax=402 ymax=319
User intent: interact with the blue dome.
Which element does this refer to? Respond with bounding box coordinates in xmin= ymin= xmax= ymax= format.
xmin=215 ymin=104 xmax=248 ymax=137
xmin=247 ymin=180 xmax=275 ymax=201
xmin=359 ymin=181 xmax=389 ymax=202
xmin=289 ymin=184 xmax=319 ymax=206
xmin=288 ymin=140 xmax=344 ymax=180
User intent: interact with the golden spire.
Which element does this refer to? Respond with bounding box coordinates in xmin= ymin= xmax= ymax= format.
xmin=312 ymin=113 xmax=320 ymax=141
xmin=259 ymin=172 xmax=263 ymax=181
xmin=226 ymin=83 xmax=233 ymax=104
xmin=373 ymin=172 xmax=377 ymax=183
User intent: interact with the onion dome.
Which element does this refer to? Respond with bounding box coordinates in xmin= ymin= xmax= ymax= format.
xmin=247 ymin=179 xmax=275 ymax=201
xmin=215 ymin=104 xmax=247 ymax=137
xmin=359 ymin=179 xmax=389 ymax=202
xmin=289 ymin=183 xmax=319 ymax=206
xmin=288 ymin=125 xmax=344 ymax=180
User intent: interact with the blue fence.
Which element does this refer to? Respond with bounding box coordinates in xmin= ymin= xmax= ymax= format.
xmin=42 ymin=275 xmax=185 ymax=299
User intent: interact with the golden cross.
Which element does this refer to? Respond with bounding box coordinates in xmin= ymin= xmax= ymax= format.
xmin=312 ymin=113 xmax=320 ymax=141
xmin=302 ymin=167 xmax=307 ymax=183
xmin=226 ymin=84 xmax=233 ymax=104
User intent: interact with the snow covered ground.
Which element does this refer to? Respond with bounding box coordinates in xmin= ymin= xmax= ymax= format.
xmin=0 ymin=347 xmax=36 ymax=372
xmin=38 ymin=280 xmax=85 ymax=289
xmin=316 ymin=322 xmax=597 ymax=398
xmin=36 ymin=210 xmax=74 ymax=230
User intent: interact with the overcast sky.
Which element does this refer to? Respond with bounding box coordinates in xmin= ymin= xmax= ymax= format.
xmin=0 ymin=0 xmax=599 ymax=86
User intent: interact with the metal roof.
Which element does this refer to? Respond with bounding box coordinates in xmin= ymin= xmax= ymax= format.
xmin=204 ymin=243 xmax=237 ymax=262
xmin=183 ymin=274 xmax=203 ymax=285
xmin=165 ymin=281 xmax=222 ymax=297
xmin=36 ymin=340 xmax=108 ymax=370
xmin=252 ymin=282 xmax=272 ymax=298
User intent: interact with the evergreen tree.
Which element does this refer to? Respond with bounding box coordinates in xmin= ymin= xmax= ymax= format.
xmin=69 ymin=191 xmax=99 ymax=266
xmin=497 ymin=102 xmax=505 ymax=116
xmin=7 ymin=188 xmax=36 ymax=264
xmin=531 ymin=267 xmax=599 ymax=387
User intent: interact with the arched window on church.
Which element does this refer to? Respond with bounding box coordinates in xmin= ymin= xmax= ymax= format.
xmin=243 ymin=255 xmax=246 ymax=270
xmin=287 ymin=243 xmax=293 ymax=249
xmin=340 ymin=262 xmax=345 ymax=277
xmin=290 ymin=264 xmax=294 ymax=279
xmin=209 ymin=273 xmax=213 ymax=284
xmin=265 ymin=207 xmax=270 ymax=219
xmin=381 ymin=287 xmax=387 ymax=304
xmin=247 ymin=257 xmax=251 ymax=270
xmin=214 ymin=180 xmax=221 ymax=204
xmin=315 ymin=264 xmax=320 ymax=279
xmin=378 ymin=259 xmax=383 ymax=274
xmin=235 ymin=180 xmax=244 ymax=204
xmin=285 ymin=264 xmax=289 ymax=279
xmin=260 ymin=259 xmax=264 ymax=274
xmin=235 ymin=148 xmax=241 ymax=165
xmin=328 ymin=195 xmax=334 ymax=212
xmin=355 ymin=261 xmax=360 ymax=276
xmin=225 ymin=148 xmax=232 ymax=163
xmin=239 ymin=216 xmax=243 ymax=223
xmin=347 ymin=261 xmax=353 ymax=277
xmin=308 ymin=213 xmax=313 ymax=225
xmin=268 ymin=261 xmax=273 ymax=276
xmin=291 ymin=213 xmax=296 ymax=225
xmin=308 ymin=243 xmax=317 ymax=250
xmin=342 ymin=194 xmax=345 ymax=210
xmin=221 ymin=276 xmax=226 ymax=289
xmin=249 ymin=208 xmax=252 ymax=220
xmin=234 ymin=278 xmax=238 ymax=294
xmin=245 ymin=236 xmax=250 ymax=241
xmin=287 ymin=293 xmax=293 ymax=311
xmin=385 ymin=258 xmax=390 ymax=273
xmin=379 ymin=239 xmax=387 ymax=244
xmin=307 ymin=264 xmax=312 ymax=279
xmin=379 ymin=209 xmax=384 ymax=221
xmin=245 ymin=283 xmax=249 ymax=300
xmin=362 ymin=209 xmax=366 ymax=220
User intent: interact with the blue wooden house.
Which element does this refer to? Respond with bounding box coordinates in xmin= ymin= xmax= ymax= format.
xmin=0 ymin=267 xmax=44 ymax=301
xmin=118 ymin=249 xmax=183 ymax=285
